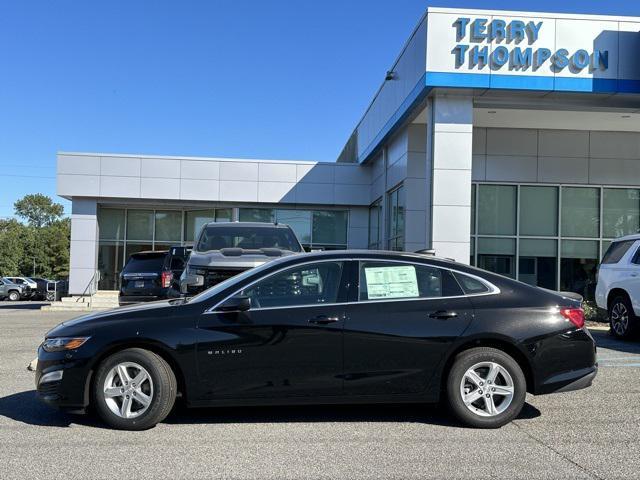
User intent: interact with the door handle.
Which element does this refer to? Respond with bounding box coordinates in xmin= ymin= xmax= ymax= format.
xmin=308 ymin=315 xmax=340 ymax=325
xmin=429 ymin=310 xmax=458 ymax=320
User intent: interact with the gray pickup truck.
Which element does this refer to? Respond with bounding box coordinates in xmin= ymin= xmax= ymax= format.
xmin=0 ymin=278 xmax=30 ymax=301
xmin=180 ymin=222 xmax=303 ymax=294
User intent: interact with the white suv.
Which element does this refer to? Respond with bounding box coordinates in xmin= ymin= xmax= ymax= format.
xmin=595 ymin=234 xmax=640 ymax=339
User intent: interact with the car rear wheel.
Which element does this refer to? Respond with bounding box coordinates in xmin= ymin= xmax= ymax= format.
xmin=609 ymin=295 xmax=637 ymax=339
xmin=446 ymin=347 xmax=526 ymax=429
xmin=7 ymin=290 xmax=20 ymax=301
xmin=93 ymin=348 xmax=177 ymax=430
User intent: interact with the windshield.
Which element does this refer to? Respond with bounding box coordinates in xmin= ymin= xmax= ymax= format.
xmin=123 ymin=254 xmax=166 ymax=273
xmin=196 ymin=225 xmax=302 ymax=252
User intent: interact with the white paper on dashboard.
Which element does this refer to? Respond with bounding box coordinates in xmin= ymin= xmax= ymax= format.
xmin=364 ymin=265 xmax=419 ymax=299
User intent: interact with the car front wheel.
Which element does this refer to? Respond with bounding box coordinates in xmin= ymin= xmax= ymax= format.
xmin=93 ymin=348 xmax=177 ymax=430
xmin=446 ymin=347 xmax=526 ymax=428
xmin=609 ymin=295 xmax=637 ymax=339
xmin=8 ymin=291 xmax=20 ymax=301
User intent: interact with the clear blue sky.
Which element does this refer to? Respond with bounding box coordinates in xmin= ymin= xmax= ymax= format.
xmin=1 ymin=0 xmax=639 ymax=218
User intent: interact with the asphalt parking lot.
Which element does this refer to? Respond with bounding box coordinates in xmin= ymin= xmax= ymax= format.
xmin=1 ymin=302 xmax=639 ymax=479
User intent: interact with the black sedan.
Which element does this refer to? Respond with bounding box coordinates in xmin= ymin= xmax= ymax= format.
xmin=35 ymin=251 xmax=597 ymax=430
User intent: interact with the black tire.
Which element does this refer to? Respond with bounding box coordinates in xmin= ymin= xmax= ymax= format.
xmin=609 ymin=295 xmax=637 ymax=339
xmin=7 ymin=290 xmax=20 ymax=301
xmin=93 ymin=348 xmax=177 ymax=430
xmin=446 ymin=347 xmax=526 ymax=429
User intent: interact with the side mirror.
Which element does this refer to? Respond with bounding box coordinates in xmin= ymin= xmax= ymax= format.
xmin=180 ymin=274 xmax=203 ymax=294
xmin=216 ymin=295 xmax=251 ymax=312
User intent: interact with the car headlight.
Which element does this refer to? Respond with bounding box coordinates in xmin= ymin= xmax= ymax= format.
xmin=42 ymin=337 xmax=90 ymax=352
xmin=187 ymin=266 xmax=206 ymax=276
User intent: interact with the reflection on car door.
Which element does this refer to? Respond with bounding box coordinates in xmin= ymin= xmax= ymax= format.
xmin=343 ymin=260 xmax=474 ymax=397
xmin=196 ymin=260 xmax=349 ymax=400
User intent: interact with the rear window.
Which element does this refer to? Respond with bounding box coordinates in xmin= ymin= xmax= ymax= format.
xmin=601 ymin=240 xmax=636 ymax=264
xmin=196 ymin=226 xmax=302 ymax=252
xmin=123 ymin=254 xmax=166 ymax=273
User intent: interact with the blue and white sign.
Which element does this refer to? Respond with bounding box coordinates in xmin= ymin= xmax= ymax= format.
xmin=425 ymin=8 xmax=640 ymax=93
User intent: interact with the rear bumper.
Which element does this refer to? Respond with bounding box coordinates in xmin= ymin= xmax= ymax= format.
xmin=532 ymin=328 xmax=598 ymax=395
xmin=537 ymin=365 xmax=598 ymax=394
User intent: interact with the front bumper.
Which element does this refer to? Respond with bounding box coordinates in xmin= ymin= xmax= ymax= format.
xmin=35 ymin=347 xmax=92 ymax=410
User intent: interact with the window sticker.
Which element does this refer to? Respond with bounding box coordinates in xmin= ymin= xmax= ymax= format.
xmin=364 ymin=265 xmax=419 ymax=299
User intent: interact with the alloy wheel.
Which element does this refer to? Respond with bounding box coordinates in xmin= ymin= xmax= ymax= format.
xmin=103 ymin=362 xmax=154 ymax=419
xmin=459 ymin=361 xmax=514 ymax=417
xmin=610 ymin=302 xmax=629 ymax=336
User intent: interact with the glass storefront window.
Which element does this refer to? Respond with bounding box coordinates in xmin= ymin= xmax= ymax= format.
xmin=368 ymin=199 xmax=382 ymax=249
xmin=520 ymin=186 xmax=558 ymax=236
xmin=478 ymin=185 xmax=516 ymax=236
xmin=97 ymin=241 xmax=124 ymax=290
xmin=184 ymin=209 xmax=216 ymax=243
xmin=155 ymin=210 xmax=182 ymax=243
xmin=215 ymin=208 xmax=232 ymax=223
xmin=312 ymin=211 xmax=347 ymax=245
xmin=239 ymin=208 xmax=274 ymax=223
xmin=277 ymin=210 xmax=311 ymax=244
xmin=561 ymin=187 xmax=599 ymax=238
xmin=98 ymin=208 xmax=125 ymax=240
xmin=518 ymin=238 xmax=557 ymax=290
xmin=126 ymin=210 xmax=154 ymax=241
xmin=603 ymin=188 xmax=640 ymax=239
xmin=471 ymin=184 xmax=476 ymax=235
xmin=388 ymin=186 xmax=404 ymax=251
xmin=560 ymin=240 xmax=599 ymax=301
xmin=477 ymin=237 xmax=516 ymax=278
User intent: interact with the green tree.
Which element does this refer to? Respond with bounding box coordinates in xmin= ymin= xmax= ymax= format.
xmin=5 ymin=194 xmax=70 ymax=279
xmin=0 ymin=219 xmax=28 ymax=276
xmin=14 ymin=193 xmax=64 ymax=228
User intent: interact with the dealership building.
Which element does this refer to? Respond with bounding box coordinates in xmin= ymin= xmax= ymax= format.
xmin=58 ymin=7 xmax=640 ymax=300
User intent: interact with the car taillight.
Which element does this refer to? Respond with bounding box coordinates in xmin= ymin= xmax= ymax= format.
xmin=560 ymin=307 xmax=585 ymax=329
xmin=161 ymin=271 xmax=173 ymax=288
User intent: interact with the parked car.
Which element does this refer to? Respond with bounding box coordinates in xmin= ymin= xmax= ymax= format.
xmin=0 ymin=278 xmax=30 ymax=301
xmin=28 ymin=277 xmax=50 ymax=300
xmin=4 ymin=276 xmax=37 ymax=298
xmin=35 ymin=250 xmax=596 ymax=430
xmin=180 ymin=222 xmax=304 ymax=294
xmin=119 ymin=247 xmax=189 ymax=306
xmin=46 ymin=280 xmax=68 ymax=302
xmin=595 ymin=234 xmax=640 ymax=338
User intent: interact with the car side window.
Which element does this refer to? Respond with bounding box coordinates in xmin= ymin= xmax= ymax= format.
xmin=632 ymin=244 xmax=640 ymax=265
xmin=358 ymin=261 xmax=462 ymax=301
xmin=602 ymin=240 xmax=637 ymax=265
xmin=453 ymin=272 xmax=490 ymax=295
xmin=242 ymin=262 xmax=343 ymax=309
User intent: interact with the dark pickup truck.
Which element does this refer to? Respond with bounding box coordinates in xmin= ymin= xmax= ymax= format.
xmin=180 ymin=222 xmax=303 ymax=295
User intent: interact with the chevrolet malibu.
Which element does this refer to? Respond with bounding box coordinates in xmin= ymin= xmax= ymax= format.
xmin=35 ymin=251 xmax=597 ymax=430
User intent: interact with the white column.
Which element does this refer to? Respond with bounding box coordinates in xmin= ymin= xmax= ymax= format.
xmin=68 ymin=198 xmax=99 ymax=295
xmin=426 ymin=95 xmax=473 ymax=263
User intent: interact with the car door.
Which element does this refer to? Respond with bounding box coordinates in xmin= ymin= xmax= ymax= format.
xmin=628 ymin=243 xmax=640 ymax=314
xmin=343 ymin=259 xmax=474 ymax=397
xmin=196 ymin=260 xmax=349 ymax=400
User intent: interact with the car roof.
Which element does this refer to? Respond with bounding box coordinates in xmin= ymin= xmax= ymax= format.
xmin=610 ymin=233 xmax=640 ymax=242
xmin=130 ymin=250 xmax=168 ymax=257
xmin=203 ymin=221 xmax=292 ymax=229
xmin=254 ymin=249 xmax=466 ymax=269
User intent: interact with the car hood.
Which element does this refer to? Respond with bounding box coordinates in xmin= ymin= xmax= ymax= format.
xmin=45 ymin=299 xmax=177 ymax=337
xmin=188 ymin=248 xmax=298 ymax=269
